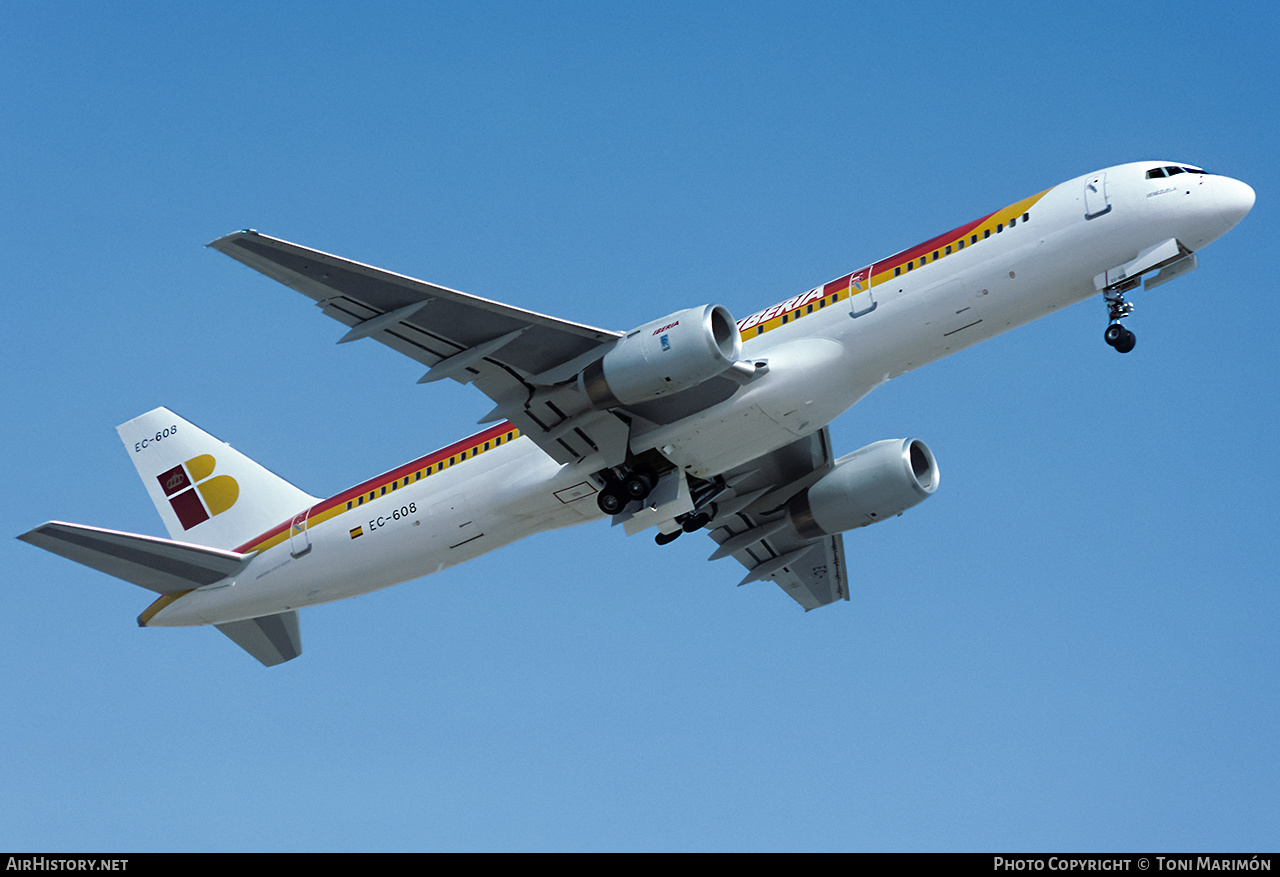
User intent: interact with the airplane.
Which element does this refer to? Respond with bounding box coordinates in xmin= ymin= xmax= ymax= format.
xmin=18 ymin=160 xmax=1254 ymax=666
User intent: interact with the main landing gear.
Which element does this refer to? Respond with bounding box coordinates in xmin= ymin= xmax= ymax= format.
xmin=596 ymin=465 xmax=657 ymax=515
xmin=1102 ymin=286 xmax=1137 ymax=354
xmin=653 ymin=511 xmax=712 ymax=545
xmin=595 ymin=461 xmax=721 ymax=546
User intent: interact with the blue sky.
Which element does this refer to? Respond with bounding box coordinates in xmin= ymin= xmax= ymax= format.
xmin=3 ymin=1 xmax=1276 ymax=852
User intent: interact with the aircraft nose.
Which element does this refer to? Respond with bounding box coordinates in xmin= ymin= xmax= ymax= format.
xmin=1215 ymin=175 xmax=1256 ymax=230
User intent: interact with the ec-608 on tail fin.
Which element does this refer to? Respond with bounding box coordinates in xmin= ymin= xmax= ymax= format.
xmin=116 ymin=408 xmax=317 ymax=551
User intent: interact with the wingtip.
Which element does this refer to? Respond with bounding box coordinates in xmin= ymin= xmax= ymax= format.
xmin=205 ymin=229 xmax=259 ymax=250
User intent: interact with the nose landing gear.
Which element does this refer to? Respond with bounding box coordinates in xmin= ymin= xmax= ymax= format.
xmin=1102 ymin=286 xmax=1137 ymax=354
xmin=1104 ymin=322 xmax=1136 ymax=353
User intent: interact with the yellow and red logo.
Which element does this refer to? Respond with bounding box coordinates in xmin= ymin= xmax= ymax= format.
xmin=156 ymin=455 xmax=238 ymax=530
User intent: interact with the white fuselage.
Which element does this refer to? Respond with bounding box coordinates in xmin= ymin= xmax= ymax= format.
xmin=147 ymin=161 xmax=1254 ymax=627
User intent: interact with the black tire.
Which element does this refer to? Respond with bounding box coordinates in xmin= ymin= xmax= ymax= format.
xmin=1114 ymin=328 xmax=1136 ymax=354
xmin=681 ymin=512 xmax=710 ymax=532
xmin=623 ymin=467 xmax=656 ymax=500
xmin=597 ymin=485 xmax=626 ymax=515
xmin=1104 ymin=323 xmax=1126 ymax=347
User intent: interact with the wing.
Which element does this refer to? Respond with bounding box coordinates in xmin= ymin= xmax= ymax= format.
xmin=703 ymin=428 xmax=849 ymax=611
xmin=207 ymin=231 xmax=631 ymax=465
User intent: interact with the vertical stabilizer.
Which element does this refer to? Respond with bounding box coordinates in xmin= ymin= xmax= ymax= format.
xmin=117 ymin=408 xmax=318 ymax=551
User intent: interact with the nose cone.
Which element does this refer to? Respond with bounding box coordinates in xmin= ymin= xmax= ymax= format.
xmin=1215 ymin=176 xmax=1256 ymax=230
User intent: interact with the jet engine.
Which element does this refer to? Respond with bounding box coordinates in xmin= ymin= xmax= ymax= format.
xmin=578 ymin=304 xmax=741 ymax=407
xmin=787 ymin=438 xmax=939 ymax=538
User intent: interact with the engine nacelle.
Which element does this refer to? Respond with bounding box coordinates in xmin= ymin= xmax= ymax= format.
xmin=787 ymin=438 xmax=939 ymax=538
xmin=579 ymin=304 xmax=741 ymax=407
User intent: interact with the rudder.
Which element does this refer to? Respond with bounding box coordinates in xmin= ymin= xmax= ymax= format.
xmin=117 ymin=408 xmax=318 ymax=551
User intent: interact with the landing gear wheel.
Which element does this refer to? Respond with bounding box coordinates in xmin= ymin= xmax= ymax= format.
xmin=597 ymin=482 xmax=627 ymax=515
xmin=681 ymin=511 xmax=711 ymax=532
xmin=1104 ymin=323 xmax=1136 ymax=354
xmin=623 ymin=467 xmax=656 ymax=501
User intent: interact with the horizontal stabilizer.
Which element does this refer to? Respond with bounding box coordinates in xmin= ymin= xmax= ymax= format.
xmin=17 ymin=521 xmax=253 ymax=593
xmin=215 ymin=612 xmax=302 ymax=666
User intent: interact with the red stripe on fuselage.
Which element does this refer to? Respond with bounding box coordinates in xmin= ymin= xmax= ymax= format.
xmin=234 ymin=421 xmax=519 ymax=554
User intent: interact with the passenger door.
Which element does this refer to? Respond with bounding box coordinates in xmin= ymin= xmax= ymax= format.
xmin=1084 ymin=173 xmax=1111 ymax=219
xmin=289 ymin=507 xmax=312 ymax=557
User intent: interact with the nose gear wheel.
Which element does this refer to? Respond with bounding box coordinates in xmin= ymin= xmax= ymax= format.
xmin=1102 ymin=286 xmax=1137 ymax=354
xmin=1104 ymin=322 xmax=1136 ymax=353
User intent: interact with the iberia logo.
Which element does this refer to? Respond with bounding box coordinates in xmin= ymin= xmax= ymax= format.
xmin=156 ymin=455 xmax=239 ymax=530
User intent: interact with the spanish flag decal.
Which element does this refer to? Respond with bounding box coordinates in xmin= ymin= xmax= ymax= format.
xmin=349 ymin=526 xmax=363 ymax=539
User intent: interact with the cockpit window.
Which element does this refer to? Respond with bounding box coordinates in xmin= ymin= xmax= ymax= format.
xmin=1148 ymin=165 xmax=1209 ymax=179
